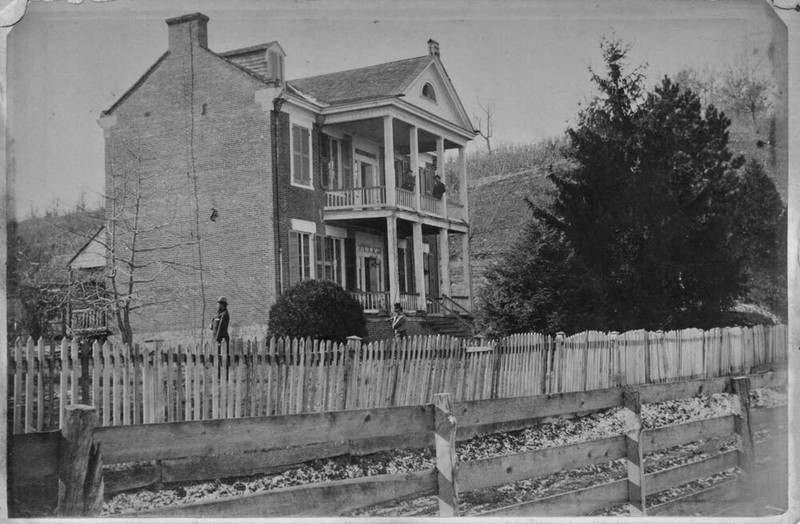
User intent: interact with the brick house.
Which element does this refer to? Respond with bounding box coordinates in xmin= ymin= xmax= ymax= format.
xmin=97 ymin=13 xmax=476 ymax=340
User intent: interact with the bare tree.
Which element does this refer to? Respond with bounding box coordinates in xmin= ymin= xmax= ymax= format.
xmin=473 ymin=98 xmax=495 ymax=153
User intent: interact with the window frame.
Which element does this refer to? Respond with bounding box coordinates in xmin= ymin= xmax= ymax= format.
xmin=290 ymin=122 xmax=314 ymax=189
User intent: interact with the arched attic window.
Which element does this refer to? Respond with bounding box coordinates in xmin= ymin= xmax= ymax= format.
xmin=421 ymin=82 xmax=437 ymax=102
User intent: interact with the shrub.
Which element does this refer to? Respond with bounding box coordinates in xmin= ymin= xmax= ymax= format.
xmin=268 ymin=280 xmax=367 ymax=342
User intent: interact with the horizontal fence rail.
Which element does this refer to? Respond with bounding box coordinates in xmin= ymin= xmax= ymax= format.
xmin=7 ymin=371 xmax=784 ymax=518
xmin=7 ymin=324 xmax=787 ymax=433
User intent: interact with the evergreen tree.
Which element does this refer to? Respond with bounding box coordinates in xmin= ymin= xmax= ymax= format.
xmin=482 ymin=39 xmax=781 ymax=336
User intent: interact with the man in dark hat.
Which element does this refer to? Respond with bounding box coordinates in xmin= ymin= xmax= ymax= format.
xmin=432 ymin=175 xmax=446 ymax=200
xmin=210 ymin=296 xmax=230 ymax=349
xmin=389 ymin=302 xmax=407 ymax=339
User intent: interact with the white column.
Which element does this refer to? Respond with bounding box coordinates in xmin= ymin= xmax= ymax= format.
xmin=461 ymin=232 xmax=473 ymax=311
xmin=383 ymin=115 xmax=396 ymax=207
xmin=410 ymin=125 xmax=420 ymax=211
xmin=439 ymin=229 xmax=451 ymax=298
xmin=413 ymin=222 xmax=426 ymax=311
xmin=437 ymin=135 xmax=447 ymax=219
xmin=459 ymin=146 xmax=468 ymax=217
xmin=387 ymin=215 xmax=400 ymax=306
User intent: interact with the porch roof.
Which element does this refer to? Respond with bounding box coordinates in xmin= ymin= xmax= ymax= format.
xmin=287 ymin=55 xmax=431 ymax=105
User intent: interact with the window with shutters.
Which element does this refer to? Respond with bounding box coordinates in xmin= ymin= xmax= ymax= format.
xmin=315 ymin=235 xmax=345 ymax=286
xmin=289 ymin=231 xmax=314 ymax=285
xmin=321 ymin=136 xmax=341 ymax=190
xmin=291 ymin=124 xmax=312 ymax=188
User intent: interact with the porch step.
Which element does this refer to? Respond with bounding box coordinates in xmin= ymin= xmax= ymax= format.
xmin=424 ymin=315 xmax=474 ymax=338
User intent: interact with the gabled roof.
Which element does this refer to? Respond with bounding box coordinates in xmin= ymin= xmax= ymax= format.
xmin=68 ymin=226 xmax=107 ymax=270
xmin=287 ymin=55 xmax=432 ymax=105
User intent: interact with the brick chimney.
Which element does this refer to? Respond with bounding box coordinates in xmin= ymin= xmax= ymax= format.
xmin=166 ymin=13 xmax=209 ymax=53
xmin=427 ymin=39 xmax=440 ymax=57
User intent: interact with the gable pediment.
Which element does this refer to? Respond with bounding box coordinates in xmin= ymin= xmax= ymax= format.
xmin=401 ymin=61 xmax=473 ymax=132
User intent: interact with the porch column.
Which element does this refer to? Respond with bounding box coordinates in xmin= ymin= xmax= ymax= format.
xmin=387 ymin=215 xmax=400 ymax=306
xmin=439 ymin=229 xmax=451 ymax=298
xmin=459 ymin=146 xmax=468 ymax=216
xmin=461 ymin=232 xmax=473 ymax=311
xmin=413 ymin=222 xmax=427 ymax=311
xmin=383 ymin=115 xmax=397 ymax=207
xmin=410 ymin=125 xmax=420 ymax=211
xmin=437 ymin=135 xmax=447 ymax=219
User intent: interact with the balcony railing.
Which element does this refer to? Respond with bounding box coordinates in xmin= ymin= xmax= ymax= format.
xmin=420 ymin=194 xmax=443 ymax=216
xmin=325 ymin=186 xmax=466 ymax=222
xmin=396 ymin=188 xmax=415 ymax=210
xmin=350 ymin=291 xmax=421 ymax=312
xmin=351 ymin=291 xmax=390 ymax=312
xmin=70 ymin=308 xmax=108 ymax=335
xmin=326 ymin=187 xmax=387 ymax=209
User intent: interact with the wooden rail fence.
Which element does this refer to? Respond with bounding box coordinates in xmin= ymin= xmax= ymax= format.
xmin=7 ymin=324 xmax=787 ymax=434
xmin=7 ymin=370 xmax=786 ymax=517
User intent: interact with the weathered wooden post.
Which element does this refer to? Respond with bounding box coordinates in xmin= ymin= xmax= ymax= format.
xmin=344 ymin=336 xmax=362 ymax=409
xmin=434 ymin=392 xmax=459 ymax=516
xmin=57 ymin=404 xmax=103 ymax=517
xmin=489 ymin=340 xmax=503 ymax=399
xmin=622 ymin=387 xmax=646 ymax=516
xmin=731 ymin=376 xmax=755 ymax=495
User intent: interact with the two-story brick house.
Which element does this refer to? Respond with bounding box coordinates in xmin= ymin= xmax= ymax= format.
xmin=97 ymin=13 xmax=475 ymax=340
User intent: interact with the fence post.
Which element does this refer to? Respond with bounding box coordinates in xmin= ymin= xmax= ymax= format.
xmin=344 ymin=336 xmax=362 ymax=409
xmin=434 ymin=392 xmax=459 ymax=516
xmin=57 ymin=404 xmax=103 ymax=517
xmin=731 ymin=376 xmax=755 ymax=494
xmin=490 ymin=340 xmax=503 ymax=399
xmin=623 ymin=387 xmax=646 ymax=516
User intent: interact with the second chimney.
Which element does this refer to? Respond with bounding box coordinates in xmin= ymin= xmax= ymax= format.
xmin=428 ymin=39 xmax=440 ymax=57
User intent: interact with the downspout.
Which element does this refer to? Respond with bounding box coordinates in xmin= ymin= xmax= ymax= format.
xmin=272 ymin=96 xmax=286 ymax=295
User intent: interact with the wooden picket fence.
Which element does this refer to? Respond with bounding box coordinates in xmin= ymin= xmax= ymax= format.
xmin=7 ymin=324 xmax=787 ymax=434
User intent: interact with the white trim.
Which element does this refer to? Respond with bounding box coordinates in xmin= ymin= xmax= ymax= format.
xmin=290 ymin=218 xmax=317 ymax=234
xmin=325 ymin=225 xmax=348 ymax=238
xmin=288 ymin=108 xmax=316 ymax=189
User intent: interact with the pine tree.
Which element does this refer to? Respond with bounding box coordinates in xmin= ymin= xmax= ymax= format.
xmin=480 ymin=39 xmax=782 ymax=336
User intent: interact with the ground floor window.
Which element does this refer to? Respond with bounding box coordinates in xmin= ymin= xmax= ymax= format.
xmin=289 ymin=231 xmax=314 ymax=285
xmin=316 ymin=235 xmax=345 ymax=287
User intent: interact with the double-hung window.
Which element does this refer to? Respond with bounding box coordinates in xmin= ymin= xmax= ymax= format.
xmin=315 ymin=235 xmax=345 ymax=286
xmin=288 ymin=219 xmax=316 ymax=285
xmin=291 ymin=124 xmax=312 ymax=187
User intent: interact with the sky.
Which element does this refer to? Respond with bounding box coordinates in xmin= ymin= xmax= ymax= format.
xmin=6 ymin=0 xmax=785 ymax=221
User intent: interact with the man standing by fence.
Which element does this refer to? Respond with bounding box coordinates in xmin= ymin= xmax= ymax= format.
xmin=389 ymin=302 xmax=407 ymax=340
xmin=211 ymin=297 xmax=230 ymax=351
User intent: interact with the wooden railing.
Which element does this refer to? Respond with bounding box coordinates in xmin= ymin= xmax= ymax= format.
xmin=395 ymin=188 xmax=415 ymax=209
xmin=69 ymin=308 xmax=107 ymax=335
xmin=7 ymin=324 xmax=787 ymax=434
xmin=420 ymin=194 xmax=443 ymax=215
xmin=8 ymin=371 xmax=786 ymax=517
xmin=350 ymin=291 xmax=389 ymax=311
xmin=325 ymin=186 xmax=387 ymax=208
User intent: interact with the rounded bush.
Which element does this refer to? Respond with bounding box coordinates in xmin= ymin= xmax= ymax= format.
xmin=268 ymin=280 xmax=367 ymax=342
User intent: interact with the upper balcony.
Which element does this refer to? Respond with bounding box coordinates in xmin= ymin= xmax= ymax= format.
xmin=325 ymin=186 xmax=466 ymax=222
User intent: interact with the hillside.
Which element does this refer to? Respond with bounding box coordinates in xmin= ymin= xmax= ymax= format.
xmin=467 ymin=167 xmax=555 ymax=289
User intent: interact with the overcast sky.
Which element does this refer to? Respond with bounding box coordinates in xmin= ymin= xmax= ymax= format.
xmin=7 ymin=0 xmax=784 ymax=220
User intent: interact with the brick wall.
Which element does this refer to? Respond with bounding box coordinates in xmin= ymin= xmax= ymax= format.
xmin=104 ymin=42 xmax=278 ymax=337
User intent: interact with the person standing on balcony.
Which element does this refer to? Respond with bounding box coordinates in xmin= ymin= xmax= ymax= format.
xmin=432 ymin=175 xmax=446 ymax=200
xmin=389 ymin=302 xmax=408 ymax=339
xmin=211 ymin=296 xmax=230 ymax=351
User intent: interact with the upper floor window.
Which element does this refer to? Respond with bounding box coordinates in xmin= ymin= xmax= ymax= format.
xmin=321 ymin=136 xmax=341 ymax=190
xmin=291 ymin=124 xmax=312 ymax=188
xmin=422 ymin=83 xmax=437 ymax=102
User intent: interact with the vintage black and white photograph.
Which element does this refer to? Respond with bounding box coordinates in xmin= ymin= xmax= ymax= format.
xmin=3 ymin=0 xmax=797 ymax=520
